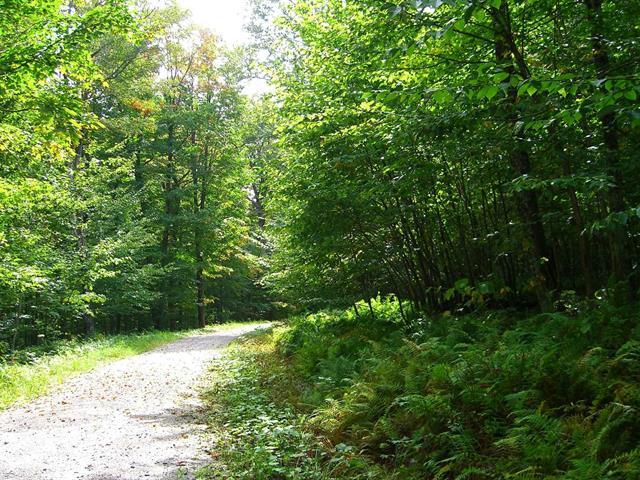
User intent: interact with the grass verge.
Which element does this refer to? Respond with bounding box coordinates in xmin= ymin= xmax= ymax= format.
xmin=0 ymin=322 xmax=262 ymax=411
xmin=198 ymin=328 xmax=335 ymax=480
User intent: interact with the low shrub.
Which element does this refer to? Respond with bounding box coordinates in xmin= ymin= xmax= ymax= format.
xmin=201 ymin=298 xmax=640 ymax=479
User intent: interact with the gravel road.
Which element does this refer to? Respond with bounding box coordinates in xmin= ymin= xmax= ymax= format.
xmin=0 ymin=324 xmax=268 ymax=480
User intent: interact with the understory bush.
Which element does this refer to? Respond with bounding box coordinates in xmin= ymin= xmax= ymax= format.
xmin=202 ymin=298 xmax=640 ymax=479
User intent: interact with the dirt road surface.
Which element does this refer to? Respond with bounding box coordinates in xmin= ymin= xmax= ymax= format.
xmin=0 ymin=324 xmax=268 ymax=480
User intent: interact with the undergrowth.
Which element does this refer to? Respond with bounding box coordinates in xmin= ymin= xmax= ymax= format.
xmin=200 ymin=298 xmax=640 ymax=479
xmin=198 ymin=330 xmax=332 ymax=479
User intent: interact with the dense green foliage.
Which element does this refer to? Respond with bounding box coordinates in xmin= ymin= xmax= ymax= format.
xmin=202 ymin=301 xmax=640 ymax=479
xmin=4 ymin=0 xmax=638 ymax=344
xmin=2 ymin=1 xmax=640 ymax=476
xmin=0 ymin=1 xmax=271 ymax=353
xmin=253 ymin=0 xmax=640 ymax=311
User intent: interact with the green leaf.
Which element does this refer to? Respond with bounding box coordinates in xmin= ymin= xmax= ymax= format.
xmin=478 ymin=281 xmax=495 ymax=295
xmin=485 ymin=85 xmax=499 ymax=100
xmin=625 ymin=90 xmax=637 ymax=101
xmin=517 ymin=84 xmax=528 ymax=97
xmin=444 ymin=288 xmax=456 ymax=301
xmin=493 ymin=72 xmax=509 ymax=83
xmin=433 ymin=90 xmax=453 ymax=104
xmin=63 ymin=107 xmax=79 ymax=117
xmin=473 ymin=9 xmax=487 ymax=21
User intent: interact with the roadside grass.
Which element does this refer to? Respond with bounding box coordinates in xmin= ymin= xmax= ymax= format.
xmin=197 ymin=327 xmax=359 ymax=480
xmin=0 ymin=321 xmax=263 ymax=411
xmin=202 ymin=322 xmax=268 ymax=333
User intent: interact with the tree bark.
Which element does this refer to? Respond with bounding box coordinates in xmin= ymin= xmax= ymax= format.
xmin=192 ymin=134 xmax=207 ymax=328
xmin=158 ymin=122 xmax=177 ymax=330
xmin=583 ymin=0 xmax=629 ymax=285
xmin=71 ymin=129 xmax=96 ymax=337
xmin=490 ymin=2 xmax=558 ymax=307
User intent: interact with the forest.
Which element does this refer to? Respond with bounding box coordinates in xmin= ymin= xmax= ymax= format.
xmin=1 ymin=0 xmax=640 ymax=478
xmin=0 ymin=0 xmax=275 ymax=352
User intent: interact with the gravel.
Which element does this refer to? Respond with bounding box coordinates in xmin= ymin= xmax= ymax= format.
xmin=0 ymin=324 xmax=268 ymax=480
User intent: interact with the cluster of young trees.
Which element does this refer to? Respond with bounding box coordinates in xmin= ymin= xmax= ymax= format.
xmin=0 ymin=1 xmax=270 ymax=352
xmin=256 ymin=0 xmax=640 ymax=312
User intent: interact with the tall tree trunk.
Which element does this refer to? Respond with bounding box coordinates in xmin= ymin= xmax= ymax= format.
xmin=71 ymin=131 xmax=95 ymax=337
xmin=195 ymin=258 xmax=205 ymax=327
xmin=560 ymin=145 xmax=594 ymax=296
xmin=251 ymin=182 xmax=266 ymax=230
xmin=583 ymin=0 xmax=629 ymax=285
xmin=192 ymin=135 xmax=206 ymax=328
xmin=158 ymin=122 xmax=176 ymax=330
xmin=491 ymin=2 xmax=557 ymax=308
xmin=133 ymin=144 xmax=148 ymax=215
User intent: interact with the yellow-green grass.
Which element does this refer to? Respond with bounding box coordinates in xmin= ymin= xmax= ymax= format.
xmin=0 ymin=322 xmax=264 ymax=411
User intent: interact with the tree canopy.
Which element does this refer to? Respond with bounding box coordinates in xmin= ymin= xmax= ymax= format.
xmin=254 ymin=0 xmax=640 ymax=312
xmin=1 ymin=0 xmax=639 ymax=347
xmin=0 ymin=1 xmax=270 ymax=351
